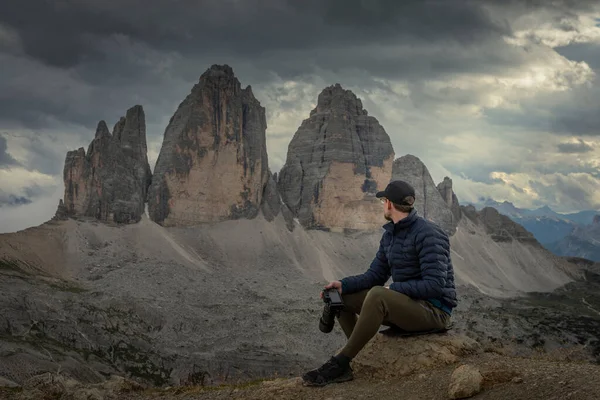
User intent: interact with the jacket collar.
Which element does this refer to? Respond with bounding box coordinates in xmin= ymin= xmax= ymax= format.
xmin=383 ymin=208 xmax=419 ymax=233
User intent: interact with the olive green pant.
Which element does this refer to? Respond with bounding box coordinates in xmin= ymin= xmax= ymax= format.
xmin=337 ymin=286 xmax=450 ymax=358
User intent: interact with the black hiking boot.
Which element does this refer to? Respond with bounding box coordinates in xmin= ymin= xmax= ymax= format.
xmin=302 ymin=356 xmax=354 ymax=387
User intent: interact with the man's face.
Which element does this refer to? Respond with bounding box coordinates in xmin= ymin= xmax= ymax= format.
xmin=381 ymin=198 xmax=392 ymax=221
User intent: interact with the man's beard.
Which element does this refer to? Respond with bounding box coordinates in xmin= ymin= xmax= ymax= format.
xmin=384 ymin=212 xmax=392 ymax=222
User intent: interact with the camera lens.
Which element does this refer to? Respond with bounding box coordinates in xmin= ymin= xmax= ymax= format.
xmin=319 ymin=304 xmax=336 ymax=333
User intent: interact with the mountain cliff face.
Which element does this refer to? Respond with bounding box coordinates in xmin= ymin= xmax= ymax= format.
xmin=452 ymin=205 xmax=579 ymax=297
xmin=147 ymin=64 xmax=270 ymax=226
xmin=437 ymin=176 xmax=461 ymax=223
xmin=61 ymin=105 xmax=152 ymax=224
xmin=277 ymin=84 xmax=394 ymax=232
xmin=391 ymin=155 xmax=457 ymax=234
xmin=461 ymin=205 xmax=539 ymax=245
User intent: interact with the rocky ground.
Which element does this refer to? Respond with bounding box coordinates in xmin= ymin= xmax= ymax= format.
xmin=3 ymin=333 xmax=600 ymax=400
xmin=1 ymin=212 xmax=599 ymax=394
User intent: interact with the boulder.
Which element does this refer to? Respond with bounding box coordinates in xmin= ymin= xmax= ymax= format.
xmin=448 ymin=364 xmax=484 ymax=399
xmin=351 ymin=333 xmax=481 ymax=379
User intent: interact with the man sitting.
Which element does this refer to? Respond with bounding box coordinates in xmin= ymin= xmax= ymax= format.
xmin=302 ymin=180 xmax=458 ymax=387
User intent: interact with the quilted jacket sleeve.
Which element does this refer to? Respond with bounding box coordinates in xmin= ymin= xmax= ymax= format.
xmin=389 ymin=225 xmax=449 ymax=299
xmin=340 ymin=235 xmax=391 ymax=294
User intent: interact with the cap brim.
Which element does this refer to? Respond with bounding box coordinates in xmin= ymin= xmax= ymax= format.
xmin=375 ymin=191 xmax=386 ymax=198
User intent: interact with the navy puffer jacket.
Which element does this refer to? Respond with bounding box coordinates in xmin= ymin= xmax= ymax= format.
xmin=340 ymin=209 xmax=457 ymax=313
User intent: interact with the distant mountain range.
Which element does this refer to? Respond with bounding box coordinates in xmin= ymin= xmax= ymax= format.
xmin=468 ymin=199 xmax=600 ymax=261
xmin=472 ymin=199 xmax=598 ymax=224
xmin=545 ymin=219 xmax=600 ymax=262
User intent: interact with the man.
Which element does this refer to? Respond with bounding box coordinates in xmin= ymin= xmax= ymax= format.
xmin=302 ymin=180 xmax=457 ymax=387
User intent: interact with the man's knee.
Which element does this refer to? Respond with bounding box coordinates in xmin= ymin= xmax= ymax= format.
xmin=365 ymin=286 xmax=412 ymax=307
xmin=365 ymin=286 xmax=388 ymax=303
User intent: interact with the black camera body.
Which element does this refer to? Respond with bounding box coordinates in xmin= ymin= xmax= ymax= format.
xmin=319 ymin=288 xmax=344 ymax=333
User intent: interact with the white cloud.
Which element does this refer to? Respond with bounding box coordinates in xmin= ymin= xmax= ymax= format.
xmin=507 ymin=11 xmax=600 ymax=48
xmin=0 ymin=167 xmax=58 ymax=196
xmin=0 ymin=183 xmax=62 ymax=233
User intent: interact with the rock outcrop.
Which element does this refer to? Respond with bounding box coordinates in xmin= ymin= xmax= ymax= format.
xmin=61 ymin=105 xmax=152 ymax=224
xmin=277 ymin=84 xmax=394 ymax=232
xmin=351 ymin=333 xmax=480 ymax=379
xmin=392 ymin=154 xmax=456 ymax=234
xmin=52 ymin=199 xmax=69 ymax=221
xmin=464 ymin=206 xmax=540 ymax=245
xmin=259 ymin=172 xmax=295 ymax=231
xmin=437 ymin=176 xmax=462 ymax=223
xmin=147 ymin=64 xmax=269 ymax=226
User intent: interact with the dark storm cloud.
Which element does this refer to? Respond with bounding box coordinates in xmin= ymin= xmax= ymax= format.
xmin=0 ymin=133 xmax=20 ymax=167
xmin=0 ymin=0 xmax=529 ymax=134
xmin=0 ymin=50 xmax=188 ymax=132
xmin=484 ymin=79 xmax=600 ymax=136
xmin=2 ymin=0 xmax=597 ymax=134
xmin=556 ymin=139 xmax=594 ymax=153
xmin=0 ymin=0 xmax=511 ymax=68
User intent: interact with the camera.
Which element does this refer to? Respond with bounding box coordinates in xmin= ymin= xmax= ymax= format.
xmin=319 ymin=288 xmax=344 ymax=333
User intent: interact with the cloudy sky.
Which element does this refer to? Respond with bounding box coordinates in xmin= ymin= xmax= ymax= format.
xmin=1 ymin=0 xmax=600 ymax=232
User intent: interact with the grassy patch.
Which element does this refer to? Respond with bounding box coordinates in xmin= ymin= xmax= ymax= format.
xmin=48 ymin=283 xmax=88 ymax=293
xmin=0 ymin=258 xmax=29 ymax=275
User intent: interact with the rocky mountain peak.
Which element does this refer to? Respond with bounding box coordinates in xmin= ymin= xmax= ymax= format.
xmin=392 ymin=155 xmax=457 ymax=234
xmin=203 ymin=64 xmax=235 ymax=78
xmin=437 ymin=176 xmax=462 ymax=224
xmin=61 ymin=105 xmax=152 ymax=224
xmin=112 ymin=105 xmax=145 ymax=146
xmin=278 ymin=84 xmax=394 ymax=231
xmin=94 ymin=121 xmax=111 ymax=139
xmin=147 ymin=64 xmax=269 ymax=226
xmin=312 ymin=83 xmax=368 ymax=117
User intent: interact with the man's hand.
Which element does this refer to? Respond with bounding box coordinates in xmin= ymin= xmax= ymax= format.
xmin=320 ymin=281 xmax=342 ymax=298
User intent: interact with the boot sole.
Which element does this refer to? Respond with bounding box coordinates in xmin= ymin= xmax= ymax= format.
xmin=302 ymin=372 xmax=354 ymax=387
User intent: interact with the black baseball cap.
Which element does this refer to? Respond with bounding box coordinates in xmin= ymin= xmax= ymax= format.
xmin=376 ymin=180 xmax=416 ymax=206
